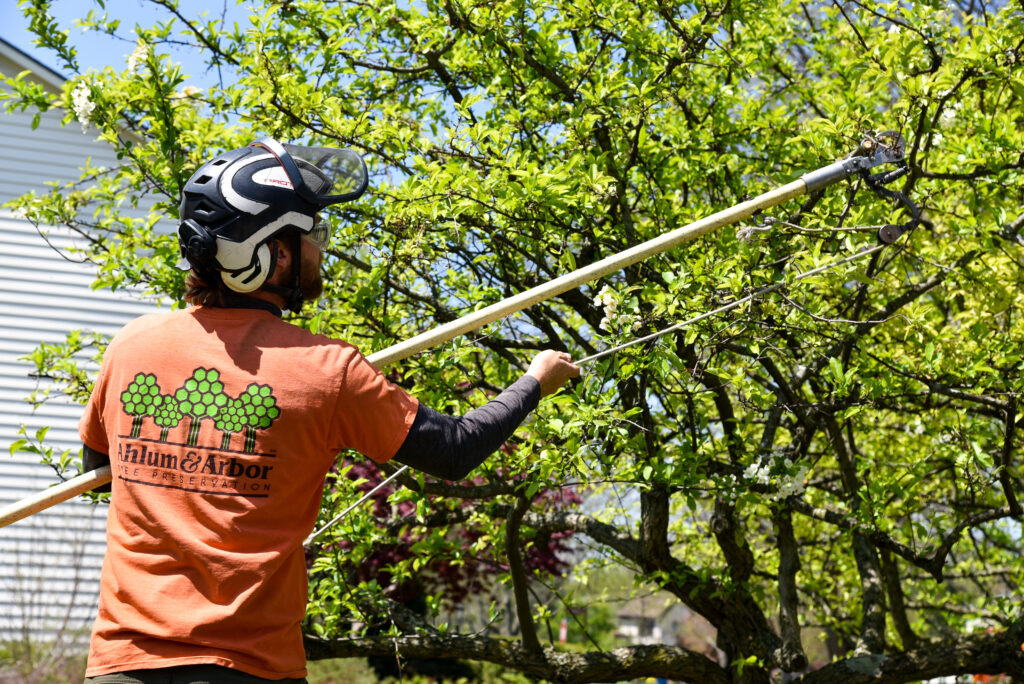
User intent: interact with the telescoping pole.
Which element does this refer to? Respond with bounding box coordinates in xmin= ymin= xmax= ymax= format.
xmin=0 ymin=133 xmax=907 ymax=529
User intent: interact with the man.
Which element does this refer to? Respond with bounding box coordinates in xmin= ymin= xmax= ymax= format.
xmin=80 ymin=138 xmax=579 ymax=683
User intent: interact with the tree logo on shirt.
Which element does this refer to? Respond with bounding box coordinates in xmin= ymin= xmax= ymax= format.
xmin=119 ymin=368 xmax=280 ymax=452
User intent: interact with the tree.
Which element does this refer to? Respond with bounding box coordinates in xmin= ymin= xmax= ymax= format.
xmin=214 ymin=396 xmax=247 ymax=451
xmin=152 ymin=393 xmax=183 ymax=442
xmin=119 ymin=372 xmax=160 ymax=438
xmin=237 ymin=382 xmax=279 ymax=453
xmin=4 ymin=0 xmax=1024 ymax=682
xmin=173 ymin=367 xmax=225 ymax=446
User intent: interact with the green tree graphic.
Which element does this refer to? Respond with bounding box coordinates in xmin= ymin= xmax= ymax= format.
xmin=239 ymin=383 xmax=280 ymax=453
xmin=120 ymin=372 xmax=160 ymax=438
xmin=214 ymin=397 xmax=247 ymax=450
xmin=173 ymin=368 xmax=227 ymax=446
xmin=153 ymin=394 xmax=183 ymax=442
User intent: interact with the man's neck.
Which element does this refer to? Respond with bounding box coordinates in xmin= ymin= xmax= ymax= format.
xmin=215 ymin=292 xmax=284 ymax=317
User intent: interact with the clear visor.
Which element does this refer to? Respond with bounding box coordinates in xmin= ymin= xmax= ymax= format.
xmin=249 ymin=137 xmax=369 ymax=207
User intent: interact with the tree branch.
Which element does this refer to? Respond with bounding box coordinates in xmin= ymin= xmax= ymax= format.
xmin=879 ymin=549 xmax=918 ymax=651
xmin=773 ymin=507 xmax=808 ymax=671
xmin=811 ymin=248 xmax=982 ymax=384
xmin=506 ymin=492 xmax=543 ymax=654
xmin=998 ymin=395 xmax=1022 ymax=517
xmin=796 ymin=616 xmax=1024 ymax=683
xmin=305 ymin=634 xmax=730 ymax=684
xmin=823 ymin=414 xmax=886 ymax=653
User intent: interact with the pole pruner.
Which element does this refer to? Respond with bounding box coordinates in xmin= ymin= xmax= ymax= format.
xmin=0 ymin=129 xmax=917 ymax=532
xmin=802 ymin=130 xmax=919 ymax=244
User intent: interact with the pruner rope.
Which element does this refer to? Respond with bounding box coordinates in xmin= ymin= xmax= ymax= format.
xmin=304 ymin=132 xmax=914 ymax=547
xmin=306 ymin=466 xmax=410 ymax=545
xmin=576 ymin=242 xmax=888 ymax=367
xmin=305 ymin=241 xmax=889 ymax=546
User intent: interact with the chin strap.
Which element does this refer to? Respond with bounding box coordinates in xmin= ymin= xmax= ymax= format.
xmin=259 ymin=232 xmax=305 ymax=312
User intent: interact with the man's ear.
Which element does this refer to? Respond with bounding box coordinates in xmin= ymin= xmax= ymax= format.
xmin=271 ymin=239 xmax=290 ymax=269
xmin=258 ymin=239 xmax=288 ymax=287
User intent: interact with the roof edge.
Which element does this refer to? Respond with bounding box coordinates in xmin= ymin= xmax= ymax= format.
xmin=0 ymin=36 xmax=67 ymax=92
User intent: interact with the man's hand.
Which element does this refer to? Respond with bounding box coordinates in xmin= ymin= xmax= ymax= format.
xmin=526 ymin=350 xmax=581 ymax=398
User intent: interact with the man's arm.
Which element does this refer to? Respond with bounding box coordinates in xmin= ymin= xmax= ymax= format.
xmin=83 ymin=444 xmax=112 ymax=493
xmin=392 ymin=350 xmax=578 ymax=480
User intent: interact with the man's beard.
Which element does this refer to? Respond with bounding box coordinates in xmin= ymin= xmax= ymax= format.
xmin=300 ymin=263 xmax=323 ymax=301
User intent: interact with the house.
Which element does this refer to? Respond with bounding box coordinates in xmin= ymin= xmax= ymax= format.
xmin=616 ymin=593 xmax=723 ymax=664
xmin=0 ymin=37 xmax=162 ymax=650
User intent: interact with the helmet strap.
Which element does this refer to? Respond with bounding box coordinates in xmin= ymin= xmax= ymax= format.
xmin=286 ymin=230 xmax=305 ymax=312
xmin=259 ymin=233 xmax=305 ymax=312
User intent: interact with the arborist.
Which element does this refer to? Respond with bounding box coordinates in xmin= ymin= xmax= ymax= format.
xmin=79 ymin=137 xmax=579 ymax=684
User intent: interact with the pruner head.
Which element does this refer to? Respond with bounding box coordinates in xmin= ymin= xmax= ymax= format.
xmin=850 ymin=130 xmax=906 ymax=169
xmin=852 ymin=131 xmax=920 ymax=244
xmin=800 ymin=129 xmax=909 ymax=194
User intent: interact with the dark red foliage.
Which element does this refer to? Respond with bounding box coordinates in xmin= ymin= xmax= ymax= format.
xmin=312 ymin=456 xmax=581 ymax=606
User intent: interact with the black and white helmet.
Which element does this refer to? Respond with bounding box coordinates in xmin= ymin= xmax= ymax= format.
xmin=178 ymin=137 xmax=367 ymax=294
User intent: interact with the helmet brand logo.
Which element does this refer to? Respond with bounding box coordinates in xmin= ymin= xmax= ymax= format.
xmin=251 ymin=167 xmax=295 ymax=190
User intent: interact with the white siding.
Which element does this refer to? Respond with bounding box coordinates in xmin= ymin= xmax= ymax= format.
xmin=0 ymin=42 xmax=165 ymax=646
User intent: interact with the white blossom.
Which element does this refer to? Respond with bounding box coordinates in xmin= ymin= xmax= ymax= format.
xmin=172 ymin=85 xmax=202 ymax=101
xmin=71 ymin=82 xmax=95 ymax=132
xmin=594 ymin=284 xmax=617 ymax=310
xmin=594 ymin=285 xmax=619 ymax=330
xmin=127 ymin=41 xmax=149 ymax=74
xmin=939 ymin=102 xmax=960 ymax=127
xmin=744 ymin=461 xmax=771 ymax=486
xmin=745 ymin=453 xmax=809 ymax=501
xmin=775 ymin=465 xmax=808 ymax=499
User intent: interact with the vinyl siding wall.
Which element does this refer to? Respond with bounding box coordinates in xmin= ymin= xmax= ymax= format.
xmin=0 ymin=46 xmax=164 ymax=646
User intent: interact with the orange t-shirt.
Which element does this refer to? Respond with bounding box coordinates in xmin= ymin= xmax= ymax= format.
xmin=78 ymin=306 xmax=419 ymax=680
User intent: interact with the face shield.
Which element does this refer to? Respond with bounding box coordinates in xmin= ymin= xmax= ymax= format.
xmin=248 ymin=137 xmax=369 ymax=208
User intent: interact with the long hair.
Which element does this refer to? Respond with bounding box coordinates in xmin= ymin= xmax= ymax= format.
xmin=183 ymin=270 xmax=230 ymax=306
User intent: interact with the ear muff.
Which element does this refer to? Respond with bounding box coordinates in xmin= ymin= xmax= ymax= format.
xmin=178 ymin=219 xmax=217 ymax=270
xmin=221 ymin=242 xmax=274 ymax=293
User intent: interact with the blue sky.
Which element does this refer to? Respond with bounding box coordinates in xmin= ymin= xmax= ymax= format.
xmin=0 ymin=1 xmax=248 ymax=83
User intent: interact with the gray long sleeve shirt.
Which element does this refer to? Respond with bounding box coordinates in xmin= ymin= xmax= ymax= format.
xmin=391 ymin=375 xmax=541 ymax=480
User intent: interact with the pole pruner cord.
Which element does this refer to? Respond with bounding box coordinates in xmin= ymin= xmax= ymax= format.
xmin=306 ymin=132 xmax=918 ymax=541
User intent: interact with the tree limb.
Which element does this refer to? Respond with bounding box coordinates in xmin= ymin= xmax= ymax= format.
xmin=998 ymin=395 xmax=1022 ymax=517
xmin=796 ymin=616 xmax=1024 ymax=683
xmin=823 ymin=414 xmax=886 ymax=653
xmin=773 ymin=507 xmax=808 ymax=671
xmin=506 ymin=492 xmax=543 ymax=654
xmin=305 ymin=634 xmax=730 ymax=684
xmin=879 ymin=549 xmax=918 ymax=651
